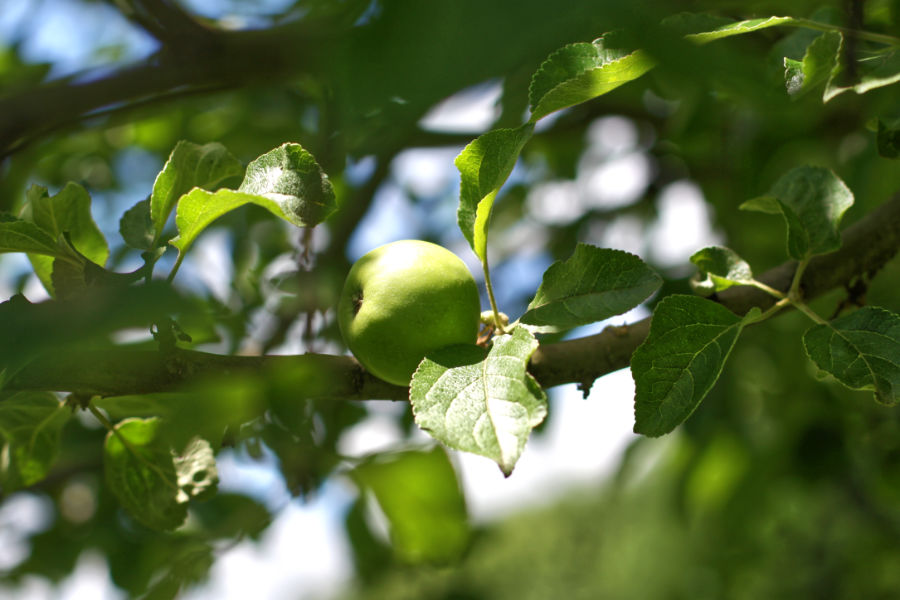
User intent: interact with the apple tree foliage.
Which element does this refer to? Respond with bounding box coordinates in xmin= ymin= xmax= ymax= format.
xmin=2 ymin=0 xmax=900 ymax=596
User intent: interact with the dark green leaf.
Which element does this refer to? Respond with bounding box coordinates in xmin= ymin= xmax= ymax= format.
xmin=119 ymin=199 xmax=156 ymax=250
xmin=350 ymin=446 xmax=469 ymax=564
xmin=690 ymin=246 xmax=754 ymax=294
xmin=877 ymin=118 xmax=900 ymax=159
xmin=520 ymin=244 xmax=661 ymax=332
xmin=740 ymin=166 xmax=853 ymax=260
xmin=0 ymin=392 xmax=70 ymax=489
xmin=410 ymin=327 xmax=547 ymax=476
xmin=632 ymin=295 xmax=758 ymax=437
xmin=528 ymin=36 xmax=654 ymax=123
xmin=103 ymin=417 xmax=186 ymax=531
xmin=150 ymin=141 xmax=243 ymax=240
xmin=784 ymin=31 xmax=841 ymax=97
xmin=455 ymin=125 xmax=534 ymax=261
xmin=803 ymin=307 xmax=900 ymax=405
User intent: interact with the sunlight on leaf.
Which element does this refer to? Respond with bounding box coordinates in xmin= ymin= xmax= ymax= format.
xmin=690 ymin=246 xmax=754 ymax=294
xmin=0 ymin=392 xmax=69 ymax=490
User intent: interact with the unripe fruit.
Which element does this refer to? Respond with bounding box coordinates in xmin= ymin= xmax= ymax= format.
xmin=337 ymin=240 xmax=481 ymax=386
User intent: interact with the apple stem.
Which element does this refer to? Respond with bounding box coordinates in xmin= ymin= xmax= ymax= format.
xmin=482 ymin=260 xmax=506 ymax=334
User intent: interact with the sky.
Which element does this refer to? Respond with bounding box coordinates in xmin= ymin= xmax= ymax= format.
xmin=0 ymin=2 xmax=722 ymax=598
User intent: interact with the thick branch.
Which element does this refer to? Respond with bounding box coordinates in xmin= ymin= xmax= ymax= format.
xmin=7 ymin=195 xmax=900 ymax=399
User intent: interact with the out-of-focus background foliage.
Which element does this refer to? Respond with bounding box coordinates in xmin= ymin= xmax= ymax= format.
xmin=2 ymin=0 xmax=900 ymax=598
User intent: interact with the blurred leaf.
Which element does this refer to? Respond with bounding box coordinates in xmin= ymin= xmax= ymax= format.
xmin=520 ymin=244 xmax=661 ymax=332
xmin=120 ymin=199 xmax=156 ymax=250
xmin=528 ymin=36 xmax=654 ymax=123
xmin=103 ymin=417 xmax=186 ymax=531
xmin=632 ymin=296 xmax=759 ymax=437
xmin=350 ymin=446 xmax=470 ymax=564
xmin=455 ymin=125 xmax=534 ymax=262
xmin=784 ymin=31 xmax=841 ymax=97
xmin=140 ymin=540 xmax=214 ymax=600
xmin=190 ymin=493 xmax=272 ymax=540
xmin=150 ymin=141 xmax=243 ymax=240
xmin=22 ymin=183 xmax=109 ymax=296
xmin=0 ymin=392 xmax=70 ymax=490
xmin=686 ymin=16 xmax=794 ymax=43
xmin=173 ymin=437 xmax=218 ymax=503
xmin=877 ymin=118 xmax=900 ymax=159
xmin=237 ymin=142 xmax=336 ymax=226
xmin=411 ymin=327 xmax=547 ymax=476
xmin=740 ymin=166 xmax=853 ymax=260
xmin=803 ymin=307 xmax=900 ymax=405
xmin=825 ymin=46 xmax=900 ymax=101
xmin=689 ymin=246 xmax=754 ymax=294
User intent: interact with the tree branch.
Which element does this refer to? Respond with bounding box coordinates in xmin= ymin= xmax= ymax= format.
xmin=6 ymin=195 xmax=900 ymax=400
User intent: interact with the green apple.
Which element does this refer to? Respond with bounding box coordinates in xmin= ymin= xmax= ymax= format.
xmin=338 ymin=240 xmax=481 ymax=386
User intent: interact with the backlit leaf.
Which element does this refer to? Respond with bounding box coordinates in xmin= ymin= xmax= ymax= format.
xmin=103 ymin=417 xmax=186 ymax=531
xmin=686 ymin=16 xmax=794 ymax=43
xmin=784 ymin=31 xmax=841 ymax=97
xmin=803 ymin=307 xmax=900 ymax=405
xmin=520 ymin=244 xmax=661 ymax=332
xmin=150 ymin=141 xmax=243 ymax=240
xmin=528 ymin=36 xmax=654 ymax=123
xmin=350 ymin=446 xmax=469 ymax=564
xmin=0 ymin=392 xmax=70 ymax=490
xmin=410 ymin=327 xmax=547 ymax=476
xmin=455 ymin=125 xmax=534 ymax=262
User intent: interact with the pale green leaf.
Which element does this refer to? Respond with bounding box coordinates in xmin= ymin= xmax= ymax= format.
xmin=410 ymin=327 xmax=547 ymax=476
xmin=150 ymin=141 xmax=243 ymax=240
xmin=22 ymin=183 xmax=109 ymax=296
xmin=690 ymin=246 xmax=754 ymax=294
xmin=350 ymin=446 xmax=469 ymax=564
xmin=104 ymin=417 xmax=186 ymax=531
xmin=174 ymin=436 xmax=218 ymax=503
xmin=803 ymin=307 xmax=900 ymax=405
xmin=784 ymin=31 xmax=841 ymax=97
xmin=687 ymin=16 xmax=795 ymax=43
xmin=740 ymin=166 xmax=853 ymax=260
xmin=520 ymin=244 xmax=661 ymax=333
xmin=528 ymin=36 xmax=654 ymax=123
xmin=0 ymin=392 xmax=70 ymax=490
xmin=632 ymin=295 xmax=758 ymax=437
xmin=238 ymin=142 xmax=336 ymax=227
xmin=455 ymin=125 xmax=534 ymax=261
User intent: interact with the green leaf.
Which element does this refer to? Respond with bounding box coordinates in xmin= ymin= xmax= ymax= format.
xmin=410 ymin=327 xmax=547 ymax=476
xmin=686 ymin=16 xmax=795 ymax=43
xmin=150 ymin=141 xmax=243 ymax=240
xmin=119 ymin=199 xmax=155 ymax=250
xmin=520 ymin=244 xmax=661 ymax=333
xmin=0 ymin=392 xmax=70 ymax=490
xmin=632 ymin=295 xmax=758 ymax=437
xmin=528 ymin=36 xmax=654 ymax=123
xmin=173 ymin=436 xmax=218 ymax=503
xmin=784 ymin=31 xmax=842 ymax=97
xmin=877 ymin=118 xmax=900 ymax=159
xmin=825 ymin=45 xmax=900 ymax=102
xmin=455 ymin=125 xmax=534 ymax=262
xmin=690 ymin=246 xmax=754 ymax=294
xmin=21 ymin=184 xmax=109 ymax=296
xmin=350 ymin=446 xmax=469 ymax=564
xmin=0 ymin=217 xmax=65 ymax=257
xmin=803 ymin=307 xmax=900 ymax=405
xmin=237 ymin=142 xmax=336 ymax=227
xmin=103 ymin=417 xmax=186 ymax=531
xmin=740 ymin=166 xmax=853 ymax=260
